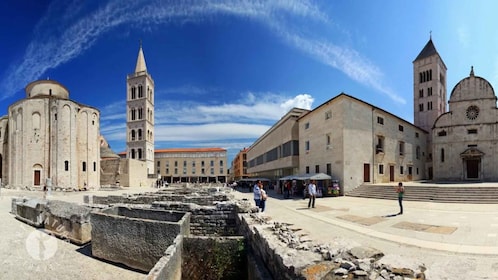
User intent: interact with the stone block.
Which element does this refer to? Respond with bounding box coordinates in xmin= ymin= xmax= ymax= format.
xmin=90 ymin=206 xmax=190 ymax=272
xmin=14 ymin=198 xmax=47 ymax=227
xmin=43 ymin=200 xmax=93 ymax=245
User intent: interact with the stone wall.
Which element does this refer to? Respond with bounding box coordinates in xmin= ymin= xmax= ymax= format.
xmin=146 ymin=235 xmax=184 ymax=280
xmin=90 ymin=206 xmax=190 ymax=272
xmin=152 ymin=201 xmax=239 ymax=236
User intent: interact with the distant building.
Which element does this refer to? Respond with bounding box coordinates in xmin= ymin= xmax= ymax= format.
xmin=0 ymin=80 xmax=100 ymax=189
xmin=155 ymin=148 xmax=227 ymax=184
xmin=230 ymin=147 xmax=250 ymax=181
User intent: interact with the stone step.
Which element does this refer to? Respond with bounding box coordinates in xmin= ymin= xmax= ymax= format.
xmin=345 ymin=184 xmax=498 ymax=203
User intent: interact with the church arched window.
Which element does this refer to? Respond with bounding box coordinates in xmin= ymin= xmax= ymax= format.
xmin=138 ymin=85 xmax=143 ymax=98
xmin=138 ymin=129 xmax=142 ymax=140
xmin=131 ymin=130 xmax=136 ymax=141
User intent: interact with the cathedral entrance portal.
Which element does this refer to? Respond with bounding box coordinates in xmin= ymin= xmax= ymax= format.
xmin=466 ymin=159 xmax=479 ymax=179
xmin=460 ymin=148 xmax=484 ymax=181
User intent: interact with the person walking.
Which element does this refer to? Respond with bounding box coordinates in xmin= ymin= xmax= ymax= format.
xmin=259 ymin=183 xmax=267 ymax=212
xmin=253 ymin=180 xmax=262 ymax=207
xmin=308 ymin=180 xmax=317 ymax=208
xmin=396 ymin=182 xmax=405 ymax=215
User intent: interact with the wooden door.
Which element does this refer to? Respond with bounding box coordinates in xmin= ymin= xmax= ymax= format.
xmin=363 ymin=164 xmax=370 ymax=182
xmin=389 ymin=166 xmax=395 ymax=182
xmin=467 ymin=159 xmax=479 ymax=179
xmin=34 ymin=170 xmax=41 ymax=186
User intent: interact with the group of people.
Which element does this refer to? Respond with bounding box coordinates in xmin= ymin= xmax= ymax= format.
xmin=253 ymin=179 xmax=319 ymax=211
xmin=252 ymin=180 xmax=268 ymax=212
xmin=252 ymin=179 xmax=405 ymax=214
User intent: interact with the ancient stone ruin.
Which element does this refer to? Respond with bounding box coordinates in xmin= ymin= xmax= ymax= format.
xmin=10 ymin=184 xmax=426 ymax=279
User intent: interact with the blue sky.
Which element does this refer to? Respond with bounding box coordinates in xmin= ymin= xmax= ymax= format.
xmin=1 ymin=0 xmax=498 ymax=164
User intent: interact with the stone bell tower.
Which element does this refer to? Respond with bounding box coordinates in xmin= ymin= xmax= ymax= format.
xmin=126 ymin=42 xmax=155 ymax=174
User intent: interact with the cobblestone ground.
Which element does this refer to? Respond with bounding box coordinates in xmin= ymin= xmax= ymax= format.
xmin=0 ymin=188 xmax=152 ymax=280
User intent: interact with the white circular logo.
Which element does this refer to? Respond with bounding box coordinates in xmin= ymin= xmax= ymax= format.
xmin=25 ymin=229 xmax=58 ymax=260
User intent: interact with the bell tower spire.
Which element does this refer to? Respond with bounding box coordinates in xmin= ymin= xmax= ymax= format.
xmin=135 ymin=39 xmax=147 ymax=73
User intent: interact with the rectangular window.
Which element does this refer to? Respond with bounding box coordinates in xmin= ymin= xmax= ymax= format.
xmin=398 ymin=125 xmax=404 ymax=132
xmin=419 ymin=89 xmax=423 ymax=98
xmin=326 ymin=134 xmax=331 ymax=145
xmin=419 ymin=103 xmax=423 ymax=112
xmin=305 ymin=122 xmax=310 ymax=129
xmin=468 ymin=129 xmax=477 ymax=134
xmin=315 ymin=165 xmax=319 ymax=173
xmin=166 ymin=168 xmax=169 ymax=174
xmin=174 ymin=168 xmax=178 ymax=174
xmin=441 ymin=148 xmax=445 ymax=162
xmin=201 ymin=168 xmax=205 ymax=174
xmin=399 ymin=141 xmax=405 ymax=156
xmin=210 ymin=168 xmax=214 ymax=175
xmin=408 ymin=166 xmax=413 ymax=175
xmin=379 ymin=164 xmax=384 ymax=174
xmin=325 ymin=111 xmax=332 ymax=120
xmin=377 ymin=116 xmax=384 ymax=125
xmin=210 ymin=160 xmax=214 ymax=167
xmin=400 ymin=166 xmax=404 ymax=174
xmin=65 ymin=161 xmax=69 ymax=171
xmin=157 ymin=161 xmax=160 ymax=167
xmin=415 ymin=132 xmax=419 ymax=138
xmin=305 ymin=141 xmax=310 ymax=151
xmin=82 ymin=162 xmax=86 ymax=172
xmin=93 ymin=162 xmax=96 ymax=172
xmin=326 ymin=163 xmax=331 ymax=175
xmin=220 ymin=168 xmax=224 ymax=174
xmin=306 ymin=166 xmax=310 ymax=173
xmin=219 ymin=160 xmax=223 ymax=167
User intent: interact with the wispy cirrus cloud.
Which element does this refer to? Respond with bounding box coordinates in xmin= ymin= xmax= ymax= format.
xmin=0 ymin=0 xmax=397 ymax=105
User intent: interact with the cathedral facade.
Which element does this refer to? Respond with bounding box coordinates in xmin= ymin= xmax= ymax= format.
xmin=0 ymin=80 xmax=100 ymax=189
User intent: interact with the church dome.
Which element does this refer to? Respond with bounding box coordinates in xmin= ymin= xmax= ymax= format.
xmin=25 ymin=79 xmax=69 ymax=99
xmin=449 ymin=67 xmax=495 ymax=102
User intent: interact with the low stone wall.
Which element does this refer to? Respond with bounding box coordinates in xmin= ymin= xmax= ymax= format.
xmin=90 ymin=206 xmax=190 ymax=272
xmin=43 ymin=200 xmax=92 ymax=245
xmin=90 ymin=191 xmax=232 ymax=206
xmin=151 ymin=201 xmax=240 ymax=236
xmin=146 ymin=235 xmax=184 ymax=280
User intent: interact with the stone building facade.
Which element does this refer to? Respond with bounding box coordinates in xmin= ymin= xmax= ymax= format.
xmin=155 ymin=148 xmax=228 ymax=184
xmin=298 ymin=94 xmax=427 ymax=192
xmin=432 ymin=67 xmax=498 ymax=181
xmin=0 ymin=80 xmax=100 ymax=189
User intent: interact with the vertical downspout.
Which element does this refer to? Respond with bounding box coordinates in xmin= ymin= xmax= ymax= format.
xmin=372 ymin=108 xmax=375 ymax=184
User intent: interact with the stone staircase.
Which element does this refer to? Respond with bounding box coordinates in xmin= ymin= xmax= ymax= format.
xmin=345 ymin=183 xmax=498 ymax=204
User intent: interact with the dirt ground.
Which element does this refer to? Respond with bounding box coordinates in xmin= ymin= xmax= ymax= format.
xmin=0 ymin=187 xmax=156 ymax=280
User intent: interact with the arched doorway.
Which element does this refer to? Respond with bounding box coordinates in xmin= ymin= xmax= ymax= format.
xmin=33 ymin=164 xmax=43 ymax=186
xmin=460 ymin=148 xmax=484 ymax=180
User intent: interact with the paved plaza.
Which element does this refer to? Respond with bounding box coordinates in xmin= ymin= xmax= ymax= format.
xmin=2 ymin=185 xmax=498 ymax=279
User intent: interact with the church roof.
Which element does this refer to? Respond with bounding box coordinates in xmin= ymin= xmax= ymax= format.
xmin=414 ymin=38 xmax=438 ymax=61
xmin=134 ymin=43 xmax=147 ymax=73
